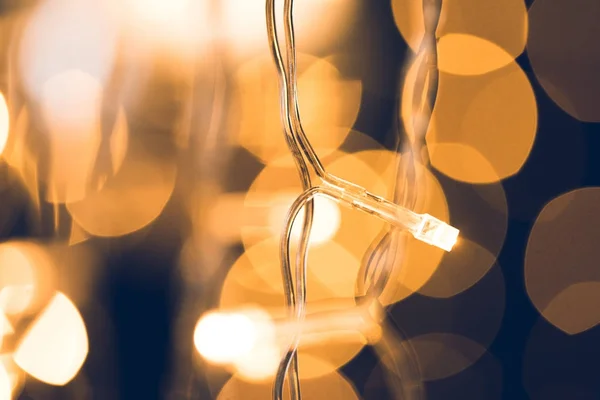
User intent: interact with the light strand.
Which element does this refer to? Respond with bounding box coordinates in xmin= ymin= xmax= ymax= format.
xmin=266 ymin=0 xmax=454 ymax=399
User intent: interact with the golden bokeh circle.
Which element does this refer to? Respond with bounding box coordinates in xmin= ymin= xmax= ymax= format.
xmin=392 ymin=0 xmax=527 ymax=75
xmin=67 ymin=142 xmax=176 ymax=237
xmin=525 ymin=187 xmax=600 ymax=334
xmin=426 ymin=61 xmax=537 ymax=183
xmin=241 ymin=149 xmax=389 ymax=265
xmin=220 ymin=240 xmax=366 ymax=380
xmin=229 ymin=54 xmax=361 ymax=164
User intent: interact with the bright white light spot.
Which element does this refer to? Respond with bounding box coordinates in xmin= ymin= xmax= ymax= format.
xmin=14 ymin=292 xmax=88 ymax=386
xmin=41 ymin=69 xmax=103 ymax=135
xmin=221 ymin=0 xmax=358 ymax=58
xmin=126 ymin=0 xmax=189 ymax=25
xmin=270 ymin=195 xmax=341 ymax=246
xmin=194 ymin=312 xmax=258 ymax=365
xmin=233 ymin=342 xmax=280 ymax=382
xmin=194 ymin=308 xmax=279 ymax=380
xmin=19 ymin=0 xmax=118 ymax=101
xmin=0 ymin=362 xmax=11 ymax=400
xmin=0 ymin=93 xmax=9 ymax=156
xmin=0 ymin=285 xmax=35 ymax=316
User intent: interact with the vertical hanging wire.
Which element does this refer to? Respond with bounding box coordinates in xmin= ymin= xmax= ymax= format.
xmin=265 ymin=1 xmax=314 ymax=399
xmin=357 ymin=0 xmax=443 ymax=399
xmin=360 ymin=0 xmax=442 ymax=304
xmin=266 ymin=0 xmax=444 ymax=398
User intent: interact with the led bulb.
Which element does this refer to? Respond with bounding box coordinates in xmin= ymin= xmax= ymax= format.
xmin=319 ymin=178 xmax=459 ymax=251
xmin=413 ymin=214 xmax=459 ymax=251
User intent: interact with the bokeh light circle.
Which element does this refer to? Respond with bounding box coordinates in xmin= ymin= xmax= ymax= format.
xmin=14 ymin=291 xmax=88 ymax=386
xmin=375 ymin=155 xmax=450 ymax=305
xmin=392 ymin=0 xmax=527 ymax=75
xmin=19 ymin=0 xmax=119 ymax=102
xmin=242 ymin=149 xmax=389 ymax=264
xmin=391 ymin=262 xmax=505 ymax=379
xmin=219 ymin=239 xmax=366 ymax=380
xmin=221 ymin=0 xmax=359 ymax=58
xmin=525 ymin=187 xmax=600 ymax=334
xmin=0 ymin=241 xmax=56 ymax=316
xmin=528 ymin=0 xmax=600 ymax=122
xmin=230 ymin=54 xmax=361 ymax=164
xmin=426 ymin=62 xmax=537 ymax=183
xmin=67 ymin=142 xmax=176 ymax=237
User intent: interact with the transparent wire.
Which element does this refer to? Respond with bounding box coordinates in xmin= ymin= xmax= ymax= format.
xmin=361 ymin=0 xmax=442 ymax=302
xmin=358 ymin=1 xmax=443 ymax=398
xmin=266 ymin=0 xmax=448 ymax=398
xmin=265 ymin=2 xmax=314 ymax=398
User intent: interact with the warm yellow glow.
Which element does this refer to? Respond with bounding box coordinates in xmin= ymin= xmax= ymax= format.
xmin=232 ymin=55 xmax=361 ymax=164
xmin=4 ymin=68 xmax=129 ymax=205
xmin=41 ymin=70 xmax=103 ymax=203
xmin=69 ymin=220 xmax=90 ymax=246
xmin=194 ymin=308 xmax=280 ymax=381
xmin=0 ymin=242 xmax=55 ymax=316
xmin=207 ymin=140 xmax=383 ymax=246
xmin=0 ymin=355 xmax=25 ymax=398
xmin=438 ymin=34 xmax=515 ymax=76
xmin=526 ymin=188 xmax=600 ymax=334
xmin=429 ymin=143 xmax=499 ymax=184
xmin=117 ymin=0 xmax=211 ymax=56
xmin=226 ymin=238 xmax=360 ymax=302
xmin=267 ymin=194 xmax=341 ymax=247
xmin=19 ymin=0 xmax=118 ymax=101
xmin=194 ymin=311 xmax=261 ymax=365
xmin=0 ymin=246 xmax=35 ymax=315
xmin=220 ymin=252 xmax=366 ymax=380
xmin=127 ymin=0 xmax=189 ymax=25
xmin=242 ymin=150 xmax=389 ymax=265
xmin=0 ymin=92 xmax=8 ymax=156
xmin=233 ymin=344 xmax=281 ymax=382
xmin=41 ymin=70 xmax=103 ymax=135
xmin=0 ymin=312 xmax=13 ymax=337
xmin=0 ymin=353 xmax=25 ymax=400
xmin=401 ymin=52 xmax=427 ymax=144
xmin=0 ymin=285 xmax=35 ymax=316
xmin=221 ymin=0 xmax=358 ymax=57
xmin=528 ymin=0 xmax=600 ymax=122
xmin=0 ymin=108 xmax=41 ymax=210
xmin=0 ymin=362 xmax=11 ymax=400
xmin=392 ymin=0 xmax=527 ymax=74
xmin=67 ymin=144 xmax=176 ymax=237
xmin=14 ymin=292 xmax=88 ymax=386
xmin=217 ymin=371 xmax=360 ymax=400
xmin=427 ymin=62 xmax=537 ymax=183
xmin=375 ymin=157 xmax=449 ymax=305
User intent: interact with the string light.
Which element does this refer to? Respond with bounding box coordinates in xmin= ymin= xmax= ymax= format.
xmin=263 ymin=0 xmax=455 ymax=399
xmin=193 ymin=0 xmax=455 ymax=398
xmin=194 ymin=302 xmax=381 ymax=375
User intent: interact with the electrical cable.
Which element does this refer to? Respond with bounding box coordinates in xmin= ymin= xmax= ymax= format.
xmin=265 ymin=1 xmax=452 ymax=399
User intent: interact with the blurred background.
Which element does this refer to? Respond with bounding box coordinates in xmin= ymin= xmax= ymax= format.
xmin=0 ymin=0 xmax=599 ymax=399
